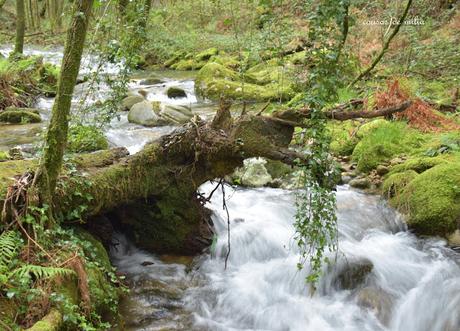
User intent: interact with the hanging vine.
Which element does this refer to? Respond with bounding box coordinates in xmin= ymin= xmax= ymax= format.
xmin=294 ymin=0 xmax=351 ymax=284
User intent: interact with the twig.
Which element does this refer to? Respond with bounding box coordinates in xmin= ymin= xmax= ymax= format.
xmin=255 ymin=101 xmax=271 ymax=116
xmin=348 ymin=0 xmax=413 ymax=87
xmin=222 ymin=182 xmax=231 ymax=270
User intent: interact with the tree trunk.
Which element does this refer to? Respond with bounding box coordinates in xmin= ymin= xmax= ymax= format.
xmin=13 ymin=0 xmax=25 ymax=55
xmin=36 ymin=0 xmax=93 ymax=219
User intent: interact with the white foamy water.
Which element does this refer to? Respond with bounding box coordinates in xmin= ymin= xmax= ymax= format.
xmin=111 ymin=183 xmax=460 ymax=331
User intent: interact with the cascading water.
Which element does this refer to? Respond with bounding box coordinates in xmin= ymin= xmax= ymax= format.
xmin=112 ymin=183 xmax=460 ymax=331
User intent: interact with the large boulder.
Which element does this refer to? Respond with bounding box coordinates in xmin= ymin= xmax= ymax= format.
xmin=128 ymin=101 xmax=166 ymax=127
xmin=159 ymin=104 xmax=192 ymax=124
xmin=356 ymin=287 xmax=393 ymax=326
xmin=128 ymin=101 xmax=192 ymax=127
xmin=122 ymin=95 xmax=145 ymax=111
xmin=232 ymin=157 xmax=273 ymax=187
xmin=333 ymin=258 xmax=373 ymax=290
xmin=398 ymin=162 xmax=460 ymax=236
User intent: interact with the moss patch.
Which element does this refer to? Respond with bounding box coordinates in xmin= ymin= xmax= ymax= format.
xmin=26 ymin=309 xmax=62 ymax=331
xmin=328 ymin=120 xmax=360 ymax=156
xmin=352 ymin=121 xmax=425 ymax=172
xmin=382 ymin=170 xmax=418 ymax=204
xmin=195 ymin=62 xmax=294 ymax=102
xmin=399 ymin=163 xmax=460 ymax=235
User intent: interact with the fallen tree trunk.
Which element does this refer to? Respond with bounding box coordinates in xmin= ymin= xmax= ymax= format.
xmin=0 ymin=101 xmax=411 ymax=254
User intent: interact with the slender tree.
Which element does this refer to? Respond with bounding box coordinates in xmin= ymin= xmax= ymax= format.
xmin=36 ymin=0 xmax=94 ymax=219
xmin=14 ymin=0 xmax=25 ymax=54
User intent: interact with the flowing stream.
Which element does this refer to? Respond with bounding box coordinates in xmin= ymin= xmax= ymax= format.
xmin=111 ymin=184 xmax=460 ymax=331
xmin=1 ymin=47 xmax=460 ymax=331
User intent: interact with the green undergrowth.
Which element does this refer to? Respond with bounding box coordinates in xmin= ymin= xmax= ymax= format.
xmin=0 ymin=56 xmax=59 ymax=110
xmin=0 ymin=224 xmax=123 ymax=330
xmin=67 ymin=125 xmax=109 ymax=153
xmin=352 ymin=121 xmax=426 ymax=172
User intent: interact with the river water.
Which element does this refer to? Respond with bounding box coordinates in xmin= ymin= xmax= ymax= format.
xmin=1 ymin=47 xmax=460 ymax=331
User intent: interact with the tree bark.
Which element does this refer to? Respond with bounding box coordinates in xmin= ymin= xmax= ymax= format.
xmin=36 ymin=0 xmax=93 ymax=219
xmin=13 ymin=0 xmax=25 ymax=55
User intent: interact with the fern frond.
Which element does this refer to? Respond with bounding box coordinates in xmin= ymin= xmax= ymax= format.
xmin=0 ymin=231 xmax=21 ymax=269
xmin=10 ymin=265 xmax=76 ymax=281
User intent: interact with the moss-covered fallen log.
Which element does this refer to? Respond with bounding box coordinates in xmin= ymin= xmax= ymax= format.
xmin=0 ymin=102 xmax=414 ymax=254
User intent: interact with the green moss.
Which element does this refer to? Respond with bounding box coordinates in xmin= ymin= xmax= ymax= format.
xmin=352 ymin=121 xmax=425 ymax=172
xmin=355 ymin=119 xmax=388 ymax=139
xmin=399 ymin=163 xmax=460 ymax=235
xmin=244 ymin=62 xmax=288 ymax=85
xmin=164 ymin=51 xmax=185 ymax=67
xmin=171 ymin=59 xmax=206 ymax=70
xmin=195 ymin=62 xmax=294 ymax=101
xmin=328 ymin=120 xmax=360 ymax=156
xmin=0 ymin=110 xmax=42 ymax=123
xmin=382 ymin=170 xmax=418 ymax=204
xmin=389 ymin=156 xmax=448 ymax=174
xmin=195 ymin=47 xmax=219 ymax=61
xmin=26 ymin=309 xmax=62 ymax=331
xmin=67 ymin=125 xmax=109 ymax=153
xmin=0 ymin=159 xmax=36 ymax=198
xmin=209 ymin=54 xmax=240 ymax=69
xmin=0 ymin=151 xmax=9 ymax=161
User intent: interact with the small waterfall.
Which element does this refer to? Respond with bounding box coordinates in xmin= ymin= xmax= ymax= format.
xmin=111 ymin=183 xmax=460 ymax=330
xmin=180 ymin=183 xmax=460 ymax=331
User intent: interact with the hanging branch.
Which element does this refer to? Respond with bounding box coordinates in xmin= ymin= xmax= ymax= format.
xmin=348 ymin=0 xmax=413 ymax=87
xmin=222 ymin=182 xmax=231 ymax=270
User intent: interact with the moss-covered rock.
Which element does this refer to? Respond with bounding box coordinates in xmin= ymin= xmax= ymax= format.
xmin=195 ymin=62 xmax=294 ymax=101
xmin=329 ymin=120 xmax=360 ymax=156
xmin=166 ymin=86 xmax=187 ymax=98
xmin=171 ymin=59 xmax=206 ymax=71
xmin=389 ymin=156 xmax=448 ymax=174
xmin=382 ymin=170 xmax=418 ymax=202
xmin=352 ymin=121 xmax=425 ymax=172
xmin=0 ymin=110 xmax=42 ymax=124
xmin=195 ymin=47 xmax=219 ymax=61
xmin=72 ymin=229 xmax=120 ymax=317
xmin=209 ymin=54 xmax=240 ymax=69
xmin=399 ymin=163 xmax=460 ymax=235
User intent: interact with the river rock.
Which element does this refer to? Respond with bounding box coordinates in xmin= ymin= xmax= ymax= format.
xmin=237 ymin=157 xmax=273 ymax=187
xmin=356 ymin=287 xmax=393 ymax=325
xmin=334 ymin=258 xmax=373 ymax=290
xmin=376 ymin=165 xmax=389 ymax=176
xmin=349 ymin=177 xmax=371 ymax=189
xmin=0 ymin=109 xmax=42 ymax=124
xmin=139 ymin=75 xmax=164 ymax=85
xmin=128 ymin=101 xmax=167 ymax=127
xmin=122 ymin=95 xmax=145 ymax=111
xmin=159 ymin=104 xmax=193 ymax=124
xmin=166 ymin=86 xmax=187 ymax=99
